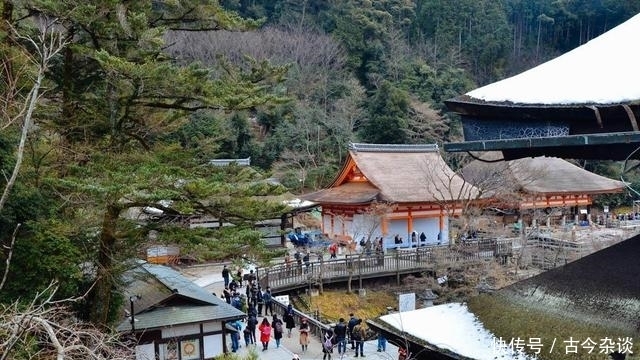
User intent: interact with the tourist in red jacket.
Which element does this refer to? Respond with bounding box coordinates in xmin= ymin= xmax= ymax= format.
xmin=258 ymin=318 xmax=272 ymax=351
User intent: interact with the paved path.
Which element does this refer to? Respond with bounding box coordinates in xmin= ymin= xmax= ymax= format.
xmin=232 ymin=319 xmax=398 ymax=360
xmin=181 ymin=263 xmax=398 ymax=360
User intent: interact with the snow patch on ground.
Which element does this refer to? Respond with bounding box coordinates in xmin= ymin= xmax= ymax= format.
xmin=380 ymin=303 xmax=536 ymax=359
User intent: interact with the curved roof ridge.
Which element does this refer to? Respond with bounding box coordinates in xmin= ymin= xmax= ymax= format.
xmin=349 ymin=142 xmax=439 ymax=153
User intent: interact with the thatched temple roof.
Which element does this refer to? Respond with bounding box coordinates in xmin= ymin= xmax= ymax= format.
xmin=303 ymin=143 xmax=480 ymax=205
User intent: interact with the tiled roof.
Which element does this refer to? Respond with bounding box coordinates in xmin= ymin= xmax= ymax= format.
xmin=116 ymin=304 xmax=246 ymax=332
xmin=142 ymin=263 xmax=216 ymax=305
xmin=118 ymin=262 xmax=245 ymax=333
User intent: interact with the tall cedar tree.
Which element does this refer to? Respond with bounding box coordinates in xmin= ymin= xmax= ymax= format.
xmin=1 ymin=0 xmax=290 ymax=327
xmin=360 ymin=81 xmax=410 ymax=144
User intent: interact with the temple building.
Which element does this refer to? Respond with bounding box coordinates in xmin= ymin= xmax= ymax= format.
xmin=444 ymin=13 xmax=640 ymax=161
xmin=461 ymin=155 xmax=625 ymax=224
xmin=302 ymin=143 xmax=481 ymax=248
xmin=435 ymin=13 xmax=640 ymax=359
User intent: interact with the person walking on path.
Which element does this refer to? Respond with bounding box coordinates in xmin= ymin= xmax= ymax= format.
xmin=333 ymin=317 xmax=347 ymax=355
xmin=246 ymin=313 xmax=258 ymax=345
xmin=223 ymin=287 xmax=231 ymax=304
xmin=229 ymin=278 xmax=238 ymax=293
xmin=284 ymin=304 xmax=296 ymax=337
xmin=347 ymin=313 xmax=359 ymax=350
xmin=231 ymin=293 xmax=242 ymax=311
xmin=302 ymin=252 xmax=311 ymax=274
xmin=229 ymin=319 xmax=242 ymax=353
xmin=377 ymin=333 xmax=387 ymax=352
xmin=329 ymin=242 xmax=338 ymax=259
xmin=294 ymin=250 xmax=303 ymax=275
xmin=322 ymin=328 xmax=335 ymax=360
xmin=243 ymin=326 xmax=252 ymax=347
xmin=236 ymin=267 xmax=243 ymax=287
xmin=222 ymin=265 xmax=230 ymax=287
xmin=398 ymin=347 xmax=409 ymax=360
xmin=258 ymin=318 xmax=272 ymax=351
xmin=352 ymin=319 xmax=366 ymax=357
xmin=262 ymin=286 xmax=274 ymax=316
xmin=285 ymin=253 xmax=292 ymax=275
xmin=272 ymin=314 xmax=284 ymax=348
xmin=299 ymin=318 xmax=310 ymax=352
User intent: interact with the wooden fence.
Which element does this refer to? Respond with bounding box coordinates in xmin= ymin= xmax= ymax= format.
xmin=257 ymin=239 xmax=513 ymax=293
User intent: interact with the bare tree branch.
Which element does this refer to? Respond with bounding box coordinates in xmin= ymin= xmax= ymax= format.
xmin=0 ymin=282 xmax=134 ymax=360
xmin=0 ymin=223 xmax=21 ymax=291
xmin=0 ymin=19 xmax=68 ymax=213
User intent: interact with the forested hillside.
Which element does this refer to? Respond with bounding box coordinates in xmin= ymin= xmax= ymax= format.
xmin=0 ymin=1 xmax=639 ymax=354
xmin=167 ymin=0 xmax=640 ymax=191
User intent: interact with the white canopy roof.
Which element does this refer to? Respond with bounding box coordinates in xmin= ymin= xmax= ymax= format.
xmin=467 ymin=13 xmax=640 ymax=105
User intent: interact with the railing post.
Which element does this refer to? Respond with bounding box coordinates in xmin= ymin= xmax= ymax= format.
xmin=319 ymin=257 xmax=324 ymax=294
xmin=395 ymin=250 xmax=400 ymax=285
xmin=358 ymin=254 xmax=363 ymax=290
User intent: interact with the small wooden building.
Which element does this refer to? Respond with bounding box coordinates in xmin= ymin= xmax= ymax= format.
xmin=117 ymin=262 xmax=245 ymax=360
xmin=302 ymin=143 xmax=480 ymax=248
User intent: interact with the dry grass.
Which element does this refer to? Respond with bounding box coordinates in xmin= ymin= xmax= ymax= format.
xmin=301 ymin=290 xmax=397 ymax=326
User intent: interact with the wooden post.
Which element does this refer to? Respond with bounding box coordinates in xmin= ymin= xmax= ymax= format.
xmin=358 ymin=254 xmax=363 ymax=290
xmin=319 ymin=257 xmax=324 ymax=294
xmin=395 ymin=250 xmax=400 ymax=285
xmin=280 ymin=213 xmax=288 ymax=247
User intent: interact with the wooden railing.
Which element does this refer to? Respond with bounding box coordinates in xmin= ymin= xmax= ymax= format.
xmin=257 ymin=240 xmax=513 ymax=292
xmin=269 ymin=300 xmax=329 ymax=339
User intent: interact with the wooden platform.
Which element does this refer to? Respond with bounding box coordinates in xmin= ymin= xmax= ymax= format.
xmin=257 ymin=241 xmax=513 ymax=293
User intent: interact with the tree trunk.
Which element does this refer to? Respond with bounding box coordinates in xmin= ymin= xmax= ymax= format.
xmin=88 ymin=204 xmax=121 ymax=327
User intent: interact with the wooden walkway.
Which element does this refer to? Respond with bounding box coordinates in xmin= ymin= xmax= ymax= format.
xmin=257 ymin=239 xmax=513 ymax=292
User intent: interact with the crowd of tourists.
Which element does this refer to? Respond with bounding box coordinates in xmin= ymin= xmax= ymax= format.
xmin=219 ymin=261 xmax=398 ymax=358
xmin=220 ymin=264 xmax=283 ymax=353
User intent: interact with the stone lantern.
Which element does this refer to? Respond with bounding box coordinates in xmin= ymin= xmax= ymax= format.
xmin=422 ymin=289 xmax=438 ymax=307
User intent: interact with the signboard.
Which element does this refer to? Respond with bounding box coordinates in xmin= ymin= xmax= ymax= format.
xmin=398 ymin=293 xmax=415 ymax=312
xmin=604 ymin=206 xmax=609 ymax=213
xmin=437 ymin=275 xmax=448 ymax=285
xmin=274 ymin=295 xmax=290 ymax=306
